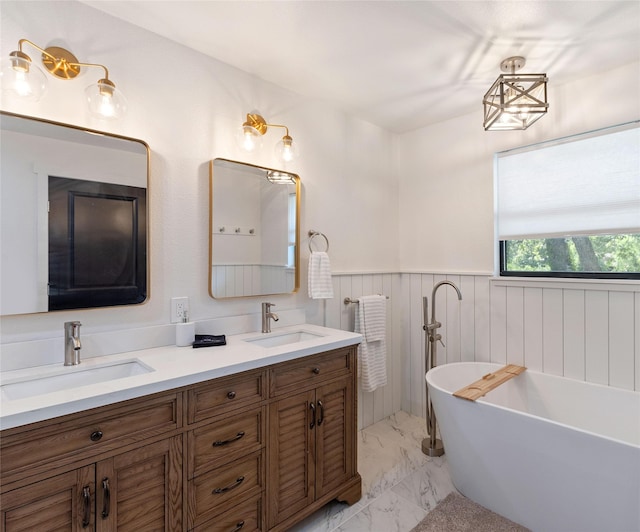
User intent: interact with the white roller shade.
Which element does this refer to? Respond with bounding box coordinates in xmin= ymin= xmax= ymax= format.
xmin=496 ymin=122 xmax=640 ymax=240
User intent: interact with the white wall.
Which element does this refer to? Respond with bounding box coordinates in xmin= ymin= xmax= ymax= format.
xmin=397 ymin=61 xmax=640 ymax=272
xmin=0 ymin=1 xmax=398 ymax=347
xmin=1 ymin=1 xmax=638 ymax=430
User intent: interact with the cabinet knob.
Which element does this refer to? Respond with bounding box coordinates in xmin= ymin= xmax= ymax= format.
xmin=90 ymin=430 xmax=103 ymax=442
xmin=312 ymin=367 xmax=320 ymax=375
xmin=227 ymin=391 xmax=236 ymax=400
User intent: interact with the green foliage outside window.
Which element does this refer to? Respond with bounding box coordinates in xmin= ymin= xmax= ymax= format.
xmin=503 ymin=234 xmax=640 ymax=276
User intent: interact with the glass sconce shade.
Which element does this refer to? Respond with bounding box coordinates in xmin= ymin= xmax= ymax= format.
xmin=236 ymin=124 xmax=264 ymax=152
xmin=85 ymin=79 xmax=127 ymax=120
xmin=275 ymin=135 xmax=299 ymax=163
xmin=1 ymin=52 xmax=47 ymax=101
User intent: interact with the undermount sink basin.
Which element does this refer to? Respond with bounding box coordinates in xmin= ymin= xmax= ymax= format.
xmin=244 ymin=330 xmax=325 ymax=348
xmin=1 ymin=360 xmax=153 ymax=401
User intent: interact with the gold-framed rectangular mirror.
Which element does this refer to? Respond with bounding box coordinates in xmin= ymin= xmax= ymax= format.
xmin=209 ymin=159 xmax=300 ymax=298
xmin=0 ymin=111 xmax=149 ymax=316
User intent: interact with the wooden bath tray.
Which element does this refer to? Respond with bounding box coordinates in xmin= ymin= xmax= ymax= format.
xmin=453 ymin=364 xmax=526 ymax=401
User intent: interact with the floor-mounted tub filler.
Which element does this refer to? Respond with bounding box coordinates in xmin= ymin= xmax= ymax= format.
xmin=427 ymin=362 xmax=640 ymax=532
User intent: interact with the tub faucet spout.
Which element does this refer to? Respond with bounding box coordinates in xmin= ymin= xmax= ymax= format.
xmin=64 ymin=321 xmax=82 ymax=366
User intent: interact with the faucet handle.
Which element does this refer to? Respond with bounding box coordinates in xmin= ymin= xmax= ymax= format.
xmin=64 ymin=320 xmax=82 ymax=332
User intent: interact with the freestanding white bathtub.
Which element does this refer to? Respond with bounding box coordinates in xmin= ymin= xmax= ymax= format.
xmin=426 ymin=362 xmax=640 ymax=532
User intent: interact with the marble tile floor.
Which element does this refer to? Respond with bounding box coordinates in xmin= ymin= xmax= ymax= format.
xmin=290 ymin=411 xmax=457 ymax=532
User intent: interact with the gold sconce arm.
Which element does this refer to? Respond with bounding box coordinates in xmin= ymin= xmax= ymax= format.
xmin=242 ymin=113 xmax=289 ymax=138
xmin=15 ymin=38 xmax=111 ymax=82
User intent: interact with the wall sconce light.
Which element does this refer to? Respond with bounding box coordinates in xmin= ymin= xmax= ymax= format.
xmin=2 ymin=39 xmax=127 ymax=120
xmin=236 ymin=112 xmax=299 ymax=163
xmin=483 ymin=56 xmax=548 ymax=131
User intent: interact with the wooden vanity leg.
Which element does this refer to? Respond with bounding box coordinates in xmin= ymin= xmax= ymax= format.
xmin=335 ymin=474 xmax=362 ymax=505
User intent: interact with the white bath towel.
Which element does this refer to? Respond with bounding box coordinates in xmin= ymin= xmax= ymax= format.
xmin=355 ymin=295 xmax=387 ymax=392
xmin=308 ymin=251 xmax=334 ymax=299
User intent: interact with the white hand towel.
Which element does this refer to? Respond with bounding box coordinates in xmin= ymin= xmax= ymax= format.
xmin=355 ymin=295 xmax=387 ymax=393
xmin=361 ymin=294 xmax=386 ymax=342
xmin=308 ymin=251 xmax=334 ymax=299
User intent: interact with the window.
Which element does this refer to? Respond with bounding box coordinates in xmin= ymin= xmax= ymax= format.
xmin=496 ymin=121 xmax=639 ymax=279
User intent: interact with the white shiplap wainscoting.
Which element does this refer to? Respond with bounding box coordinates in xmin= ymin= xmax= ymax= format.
xmin=307 ymin=272 xmax=639 ymax=430
xmin=306 ymin=273 xmax=403 ymax=431
xmin=211 ymin=265 xmax=295 ymax=297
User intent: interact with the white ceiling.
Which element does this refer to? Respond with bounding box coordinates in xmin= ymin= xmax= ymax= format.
xmin=82 ymin=1 xmax=640 ymax=133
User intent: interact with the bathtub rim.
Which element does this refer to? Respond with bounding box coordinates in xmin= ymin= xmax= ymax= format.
xmin=426 ymin=361 xmax=640 ymax=450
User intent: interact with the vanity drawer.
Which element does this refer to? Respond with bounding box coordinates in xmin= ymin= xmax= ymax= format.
xmin=188 ymin=450 xmax=264 ymax=529
xmin=188 ymin=369 xmax=266 ymax=424
xmin=191 ymin=493 xmax=263 ymax=532
xmin=270 ymin=347 xmax=355 ymax=396
xmin=188 ymin=406 xmax=265 ymax=478
xmin=1 ymin=392 xmax=179 ymax=483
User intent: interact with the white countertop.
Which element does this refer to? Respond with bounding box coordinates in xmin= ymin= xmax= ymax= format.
xmin=0 ymin=324 xmax=361 ymax=430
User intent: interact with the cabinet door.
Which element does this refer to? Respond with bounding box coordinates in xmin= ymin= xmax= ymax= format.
xmin=1 ymin=466 xmax=95 ymax=531
xmin=315 ymin=377 xmax=355 ymax=499
xmin=267 ymin=390 xmax=315 ymax=528
xmin=95 ymin=436 xmax=182 ymax=532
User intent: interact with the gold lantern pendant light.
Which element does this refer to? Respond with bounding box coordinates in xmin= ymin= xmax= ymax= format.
xmin=483 ymin=56 xmax=548 ymax=131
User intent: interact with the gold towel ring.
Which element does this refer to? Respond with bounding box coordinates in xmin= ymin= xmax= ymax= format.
xmin=308 ymin=230 xmax=329 ymax=253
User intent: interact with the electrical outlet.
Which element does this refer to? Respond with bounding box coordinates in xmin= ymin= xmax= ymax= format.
xmin=170 ymin=297 xmax=189 ymax=323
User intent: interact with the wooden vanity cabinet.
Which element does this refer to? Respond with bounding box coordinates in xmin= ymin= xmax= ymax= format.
xmin=1 ymin=437 xmax=182 ymax=531
xmin=0 ymin=392 xmax=183 ymax=532
xmin=267 ymin=346 xmax=361 ymax=531
xmin=185 ymin=370 xmax=267 ymax=531
xmin=1 ymin=466 xmax=95 ymax=531
xmin=0 ymin=344 xmax=361 ymax=532
xmin=95 ymin=436 xmax=183 ymax=531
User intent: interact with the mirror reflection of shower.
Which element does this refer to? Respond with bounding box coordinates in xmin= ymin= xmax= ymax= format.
xmin=422 ymin=281 xmax=462 ymax=456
